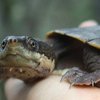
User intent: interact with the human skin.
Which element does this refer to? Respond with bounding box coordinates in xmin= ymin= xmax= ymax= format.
xmin=5 ymin=20 xmax=100 ymax=100
xmin=5 ymin=75 xmax=100 ymax=100
xmin=27 ymin=75 xmax=100 ymax=100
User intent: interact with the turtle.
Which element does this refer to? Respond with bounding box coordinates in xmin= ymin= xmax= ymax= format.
xmin=1 ymin=26 xmax=100 ymax=87
xmin=0 ymin=36 xmax=55 ymax=83
xmin=46 ymin=25 xmax=100 ymax=87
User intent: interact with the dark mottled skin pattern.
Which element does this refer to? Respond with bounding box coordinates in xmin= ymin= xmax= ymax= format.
xmin=37 ymin=41 xmax=55 ymax=60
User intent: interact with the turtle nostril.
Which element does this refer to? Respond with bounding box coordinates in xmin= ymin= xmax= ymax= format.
xmin=13 ymin=39 xmax=17 ymax=43
xmin=9 ymin=39 xmax=12 ymax=43
xmin=8 ymin=39 xmax=17 ymax=43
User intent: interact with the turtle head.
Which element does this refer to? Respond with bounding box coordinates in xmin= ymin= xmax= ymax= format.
xmin=0 ymin=36 xmax=55 ymax=73
xmin=0 ymin=36 xmax=40 ymax=68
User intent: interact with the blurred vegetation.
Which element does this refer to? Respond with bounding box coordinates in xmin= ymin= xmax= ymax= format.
xmin=0 ymin=81 xmax=6 ymax=100
xmin=0 ymin=0 xmax=100 ymax=40
xmin=0 ymin=0 xmax=100 ymax=99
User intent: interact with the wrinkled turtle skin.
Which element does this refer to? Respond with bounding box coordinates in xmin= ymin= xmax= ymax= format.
xmin=0 ymin=36 xmax=55 ymax=82
xmin=47 ymin=26 xmax=100 ymax=87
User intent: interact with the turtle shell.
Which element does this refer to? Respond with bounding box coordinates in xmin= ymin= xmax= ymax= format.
xmin=46 ymin=26 xmax=100 ymax=87
xmin=47 ymin=26 xmax=100 ymax=49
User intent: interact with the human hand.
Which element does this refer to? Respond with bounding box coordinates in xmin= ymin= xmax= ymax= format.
xmin=5 ymin=75 xmax=100 ymax=100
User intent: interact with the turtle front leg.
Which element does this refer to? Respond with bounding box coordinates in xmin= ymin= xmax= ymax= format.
xmin=61 ymin=68 xmax=100 ymax=87
xmin=71 ymin=70 xmax=100 ymax=87
xmin=61 ymin=67 xmax=87 ymax=85
xmin=61 ymin=45 xmax=100 ymax=87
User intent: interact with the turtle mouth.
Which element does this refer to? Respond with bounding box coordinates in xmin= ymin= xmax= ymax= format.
xmin=0 ymin=51 xmax=53 ymax=80
xmin=0 ymin=47 xmax=40 ymax=69
xmin=6 ymin=53 xmax=32 ymax=61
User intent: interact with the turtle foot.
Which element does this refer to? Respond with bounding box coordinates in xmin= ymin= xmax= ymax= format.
xmin=71 ymin=70 xmax=100 ymax=86
xmin=61 ymin=67 xmax=86 ymax=83
xmin=61 ymin=68 xmax=100 ymax=87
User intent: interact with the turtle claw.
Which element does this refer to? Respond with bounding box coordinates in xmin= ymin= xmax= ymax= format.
xmin=91 ymin=80 xmax=95 ymax=87
xmin=68 ymin=82 xmax=75 ymax=89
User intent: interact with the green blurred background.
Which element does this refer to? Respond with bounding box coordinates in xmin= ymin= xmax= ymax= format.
xmin=0 ymin=0 xmax=100 ymax=99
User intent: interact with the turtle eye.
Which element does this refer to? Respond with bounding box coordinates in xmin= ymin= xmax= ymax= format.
xmin=27 ymin=37 xmax=39 ymax=50
xmin=1 ymin=40 xmax=7 ymax=49
xmin=30 ymin=41 xmax=35 ymax=47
